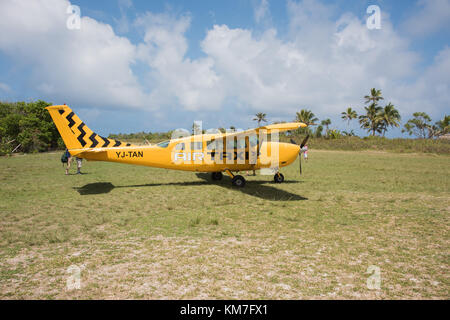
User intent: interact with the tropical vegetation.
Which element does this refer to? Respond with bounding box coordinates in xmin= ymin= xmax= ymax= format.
xmin=253 ymin=112 xmax=267 ymax=126
xmin=0 ymin=100 xmax=62 ymax=155
xmin=402 ymin=112 xmax=449 ymax=139
xmin=1 ymin=92 xmax=449 ymax=156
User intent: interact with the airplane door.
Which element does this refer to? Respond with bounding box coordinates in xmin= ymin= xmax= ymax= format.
xmin=247 ymin=134 xmax=258 ymax=166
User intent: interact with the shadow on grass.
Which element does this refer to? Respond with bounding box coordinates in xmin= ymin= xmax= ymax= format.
xmin=73 ymin=181 xmax=205 ymax=195
xmin=74 ymin=174 xmax=307 ymax=201
xmin=195 ymin=173 xmax=307 ymax=201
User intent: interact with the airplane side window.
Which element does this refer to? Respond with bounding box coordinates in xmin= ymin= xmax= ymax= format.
xmin=249 ymin=135 xmax=258 ymax=147
xmin=207 ymin=140 xmax=223 ymax=150
xmin=157 ymin=140 xmax=170 ymax=148
xmin=206 ymin=140 xmax=215 ymax=150
xmin=237 ymin=139 xmax=246 ymax=149
xmin=226 ymin=139 xmax=235 ymax=149
xmin=191 ymin=141 xmax=203 ymax=150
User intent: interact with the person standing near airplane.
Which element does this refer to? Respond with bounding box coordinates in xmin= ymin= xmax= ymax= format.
xmin=302 ymin=144 xmax=308 ymax=162
xmin=63 ymin=148 xmax=72 ymax=175
xmin=62 ymin=149 xmax=83 ymax=175
xmin=75 ymin=157 xmax=83 ymax=174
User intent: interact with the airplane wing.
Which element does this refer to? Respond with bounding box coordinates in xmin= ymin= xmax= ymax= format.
xmin=259 ymin=122 xmax=308 ymax=132
xmin=219 ymin=122 xmax=308 ymax=139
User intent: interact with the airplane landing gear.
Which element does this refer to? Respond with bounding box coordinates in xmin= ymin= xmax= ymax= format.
xmin=211 ymin=172 xmax=223 ymax=180
xmin=224 ymin=169 xmax=246 ymax=187
xmin=274 ymin=172 xmax=284 ymax=183
xmin=232 ymin=175 xmax=246 ymax=187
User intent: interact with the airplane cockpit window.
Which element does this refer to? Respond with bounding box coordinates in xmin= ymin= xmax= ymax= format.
xmin=174 ymin=142 xmax=185 ymax=150
xmin=156 ymin=140 xmax=170 ymax=148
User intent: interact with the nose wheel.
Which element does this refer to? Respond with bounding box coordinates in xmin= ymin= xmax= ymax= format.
xmin=274 ymin=172 xmax=284 ymax=183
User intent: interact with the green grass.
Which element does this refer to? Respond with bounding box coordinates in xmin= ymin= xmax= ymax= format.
xmin=126 ymin=135 xmax=450 ymax=154
xmin=286 ymin=136 xmax=450 ymax=154
xmin=0 ymin=150 xmax=448 ymax=299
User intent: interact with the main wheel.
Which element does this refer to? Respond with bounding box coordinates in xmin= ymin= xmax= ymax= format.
xmin=212 ymin=172 xmax=223 ymax=180
xmin=274 ymin=173 xmax=284 ymax=183
xmin=232 ymin=175 xmax=246 ymax=187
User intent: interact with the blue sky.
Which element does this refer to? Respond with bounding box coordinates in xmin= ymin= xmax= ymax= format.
xmin=0 ymin=0 xmax=449 ymax=137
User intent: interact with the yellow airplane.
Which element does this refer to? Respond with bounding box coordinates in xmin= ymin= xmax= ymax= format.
xmin=46 ymin=105 xmax=308 ymax=187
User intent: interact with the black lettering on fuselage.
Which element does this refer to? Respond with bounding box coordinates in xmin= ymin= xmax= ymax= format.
xmin=206 ymin=150 xmax=256 ymax=162
xmin=115 ymin=151 xmax=144 ymax=158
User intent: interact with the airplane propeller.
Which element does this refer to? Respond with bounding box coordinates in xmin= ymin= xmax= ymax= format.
xmin=290 ymin=135 xmax=310 ymax=175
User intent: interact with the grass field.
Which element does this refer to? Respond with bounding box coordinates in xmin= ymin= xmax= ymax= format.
xmin=0 ymin=150 xmax=448 ymax=299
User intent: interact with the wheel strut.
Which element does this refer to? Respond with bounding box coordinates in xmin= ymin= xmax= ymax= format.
xmin=225 ymin=169 xmax=246 ymax=187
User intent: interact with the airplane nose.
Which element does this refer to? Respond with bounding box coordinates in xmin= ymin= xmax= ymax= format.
xmin=290 ymin=144 xmax=300 ymax=161
xmin=280 ymin=142 xmax=300 ymax=165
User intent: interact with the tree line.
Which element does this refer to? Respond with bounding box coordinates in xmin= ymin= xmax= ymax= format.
xmin=0 ymin=89 xmax=448 ymax=155
xmin=254 ymin=88 xmax=448 ymax=139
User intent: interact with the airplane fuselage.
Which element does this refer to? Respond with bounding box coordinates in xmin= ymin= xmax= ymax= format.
xmin=73 ymin=137 xmax=300 ymax=173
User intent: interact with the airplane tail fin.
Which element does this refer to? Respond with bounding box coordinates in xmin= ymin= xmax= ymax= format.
xmin=46 ymin=105 xmax=131 ymax=150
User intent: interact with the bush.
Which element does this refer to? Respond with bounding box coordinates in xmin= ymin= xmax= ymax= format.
xmin=0 ymin=100 xmax=61 ymax=155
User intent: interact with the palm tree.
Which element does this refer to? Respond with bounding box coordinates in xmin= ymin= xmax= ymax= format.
xmin=295 ymin=109 xmax=318 ymax=125
xmin=314 ymin=125 xmax=324 ymax=137
xmin=341 ymin=107 xmax=358 ymax=127
xmin=435 ymin=115 xmax=449 ymax=136
xmin=364 ymin=88 xmax=384 ymax=104
xmin=321 ymin=118 xmax=331 ymax=134
xmin=342 ymin=130 xmax=356 ymax=136
xmin=359 ymin=103 xmax=383 ymax=136
xmin=359 ymin=88 xmax=384 ymax=136
xmin=379 ymin=103 xmax=401 ymax=136
xmin=253 ymin=113 xmax=267 ymax=127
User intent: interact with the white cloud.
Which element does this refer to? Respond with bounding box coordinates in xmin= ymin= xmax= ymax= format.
xmin=135 ymin=12 xmax=225 ymax=111
xmin=0 ymin=0 xmax=149 ymax=109
xmin=0 ymin=82 xmax=12 ymax=93
xmin=114 ymin=0 xmax=133 ymax=34
xmin=402 ymin=0 xmax=450 ymax=37
xmin=391 ymin=46 xmax=450 ymax=117
xmin=201 ymin=0 xmax=421 ymax=120
xmin=0 ymin=0 xmax=448 ymax=129
xmin=254 ymin=0 xmax=271 ymax=25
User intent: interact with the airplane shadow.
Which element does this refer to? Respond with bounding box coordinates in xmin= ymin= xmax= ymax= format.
xmin=74 ymin=174 xmax=307 ymax=201
xmin=195 ymin=173 xmax=307 ymax=201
